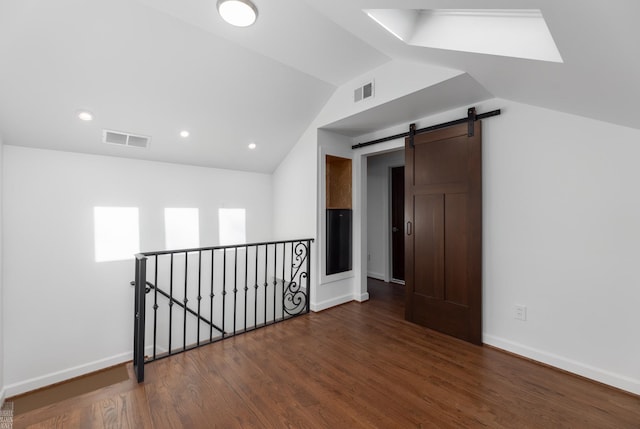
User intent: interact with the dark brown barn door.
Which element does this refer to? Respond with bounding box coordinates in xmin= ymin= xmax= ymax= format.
xmin=391 ymin=166 xmax=405 ymax=282
xmin=404 ymin=122 xmax=482 ymax=345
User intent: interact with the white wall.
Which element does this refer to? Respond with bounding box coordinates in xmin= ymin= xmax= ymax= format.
xmin=481 ymin=99 xmax=640 ymax=395
xmin=366 ymin=150 xmax=404 ymax=281
xmin=2 ymin=146 xmax=273 ymax=396
xmin=273 ymin=60 xmax=461 ymax=310
xmin=354 ymin=98 xmax=640 ymax=395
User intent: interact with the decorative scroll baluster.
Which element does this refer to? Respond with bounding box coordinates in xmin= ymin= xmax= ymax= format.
xmin=284 ymin=240 xmax=309 ymax=316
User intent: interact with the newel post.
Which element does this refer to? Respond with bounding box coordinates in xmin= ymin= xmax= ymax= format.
xmin=133 ymin=254 xmax=147 ymax=382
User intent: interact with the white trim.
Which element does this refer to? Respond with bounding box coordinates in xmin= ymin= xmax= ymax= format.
xmin=4 ymin=352 xmax=131 ymax=397
xmin=311 ymin=293 xmax=353 ymax=312
xmin=367 ymin=271 xmax=385 ymax=281
xmin=484 ymin=334 xmax=640 ymax=395
xmin=0 ymin=389 xmax=5 ymax=408
xmin=355 ymin=292 xmax=369 ymax=302
xmin=354 ymin=137 xmax=405 ymax=305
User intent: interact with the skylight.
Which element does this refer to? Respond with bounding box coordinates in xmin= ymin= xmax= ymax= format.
xmin=365 ymin=9 xmax=563 ymax=63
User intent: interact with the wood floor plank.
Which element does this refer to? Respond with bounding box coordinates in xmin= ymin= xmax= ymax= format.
xmin=12 ymin=278 xmax=640 ymax=428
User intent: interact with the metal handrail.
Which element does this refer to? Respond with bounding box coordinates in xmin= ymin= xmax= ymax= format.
xmin=137 ymin=238 xmax=315 ymax=257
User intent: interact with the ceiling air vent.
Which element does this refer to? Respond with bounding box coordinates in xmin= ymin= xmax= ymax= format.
xmin=354 ymin=80 xmax=374 ymax=103
xmin=102 ymin=129 xmax=151 ymax=149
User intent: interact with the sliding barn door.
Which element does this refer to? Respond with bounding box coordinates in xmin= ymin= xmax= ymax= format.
xmin=404 ymin=122 xmax=482 ymax=345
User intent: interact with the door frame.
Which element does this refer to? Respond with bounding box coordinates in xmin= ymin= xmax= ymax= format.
xmin=354 ymin=139 xmax=406 ymax=301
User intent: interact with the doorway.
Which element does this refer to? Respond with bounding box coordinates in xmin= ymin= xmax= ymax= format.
xmin=365 ymin=150 xmax=404 ymax=285
xmin=390 ymin=166 xmax=405 ymax=283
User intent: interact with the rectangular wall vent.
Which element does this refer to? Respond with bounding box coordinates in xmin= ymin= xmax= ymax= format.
xmin=102 ymin=130 xmax=151 ymax=149
xmin=354 ymin=81 xmax=374 ymax=103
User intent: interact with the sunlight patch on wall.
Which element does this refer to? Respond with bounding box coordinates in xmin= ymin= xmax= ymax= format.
xmin=94 ymin=207 xmax=140 ymax=262
xmin=164 ymin=208 xmax=200 ymax=250
xmin=219 ymin=208 xmax=246 ymax=245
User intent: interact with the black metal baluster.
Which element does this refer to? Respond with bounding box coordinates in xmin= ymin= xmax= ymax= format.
xmin=288 ymin=241 xmax=293 ymax=320
xmin=254 ymin=244 xmax=259 ymax=330
xmin=263 ymin=244 xmax=268 ymax=325
xmin=282 ymin=242 xmax=287 ymax=320
xmin=306 ymin=240 xmax=311 ymax=314
xmin=197 ymin=250 xmax=202 ymax=347
xmin=233 ymin=246 xmax=238 ymax=336
xmin=153 ymin=255 xmax=158 ymax=359
xmin=210 ymin=249 xmax=215 ymax=341
xmin=222 ymin=248 xmax=227 ymax=338
xmin=273 ymin=243 xmax=277 ymax=323
xmin=168 ymin=253 xmax=174 ymax=354
xmin=244 ymin=245 xmax=248 ymax=332
xmin=183 ymin=251 xmax=188 ymax=351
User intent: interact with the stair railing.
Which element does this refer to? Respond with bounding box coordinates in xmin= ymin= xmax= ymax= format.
xmin=132 ymin=238 xmax=313 ymax=382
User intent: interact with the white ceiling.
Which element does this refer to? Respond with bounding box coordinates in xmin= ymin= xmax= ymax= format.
xmin=0 ymin=0 xmax=638 ymax=173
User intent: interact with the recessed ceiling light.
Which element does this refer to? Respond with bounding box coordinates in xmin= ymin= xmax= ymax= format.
xmin=248 ymin=142 xmax=257 ymax=150
xmin=180 ymin=130 xmax=190 ymax=138
xmin=77 ymin=111 xmax=93 ymax=121
xmin=217 ymin=0 xmax=258 ymax=27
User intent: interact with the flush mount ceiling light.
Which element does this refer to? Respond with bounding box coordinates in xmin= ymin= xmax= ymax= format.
xmin=180 ymin=130 xmax=190 ymax=138
xmin=217 ymin=0 xmax=258 ymax=27
xmin=77 ymin=110 xmax=93 ymax=121
xmin=248 ymin=142 xmax=256 ymax=150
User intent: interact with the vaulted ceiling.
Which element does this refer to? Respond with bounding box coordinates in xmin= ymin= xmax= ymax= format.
xmin=0 ymin=0 xmax=638 ymax=173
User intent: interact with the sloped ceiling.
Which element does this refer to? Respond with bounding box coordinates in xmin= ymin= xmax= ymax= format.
xmin=309 ymin=0 xmax=640 ymax=131
xmin=0 ymin=0 xmax=638 ymax=173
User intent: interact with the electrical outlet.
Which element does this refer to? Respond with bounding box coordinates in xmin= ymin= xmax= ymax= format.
xmin=515 ymin=305 xmax=526 ymax=320
xmin=515 ymin=305 xmax=527 ymax=321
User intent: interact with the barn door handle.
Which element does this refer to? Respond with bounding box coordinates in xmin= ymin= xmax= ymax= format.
xmin=406 ymin=221 xmax=412 ymax=235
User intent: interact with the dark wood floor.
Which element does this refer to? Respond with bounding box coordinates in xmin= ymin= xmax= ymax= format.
xmin=13 ymin=278 xmax=640 ymax=428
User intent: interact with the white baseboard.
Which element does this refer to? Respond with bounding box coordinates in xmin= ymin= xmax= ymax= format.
xmin=310 ymin=291 xmax=370 ymax=311
xmin=367 ymin=272 xmax=385 ymax=281
xmin=355 ymin=292 xmax=369 ymax=302
xmin=311 ymin=293 xmax=353 ymax=312
xmin=4 ymin=352 xmax=132 ymax=397
xmin=484 ymin=334 xmax=640 ymax=395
